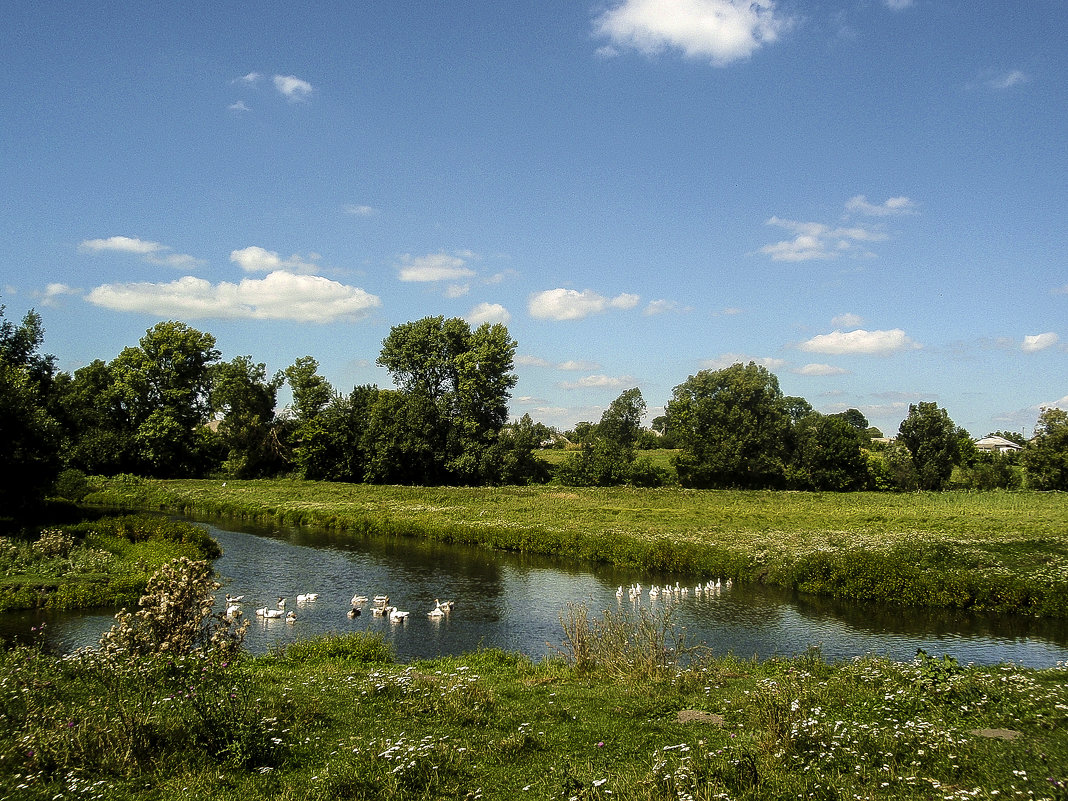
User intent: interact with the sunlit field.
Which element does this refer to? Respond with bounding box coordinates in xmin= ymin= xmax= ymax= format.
xmin=89 ymin=477 xmax=1068 ymax=616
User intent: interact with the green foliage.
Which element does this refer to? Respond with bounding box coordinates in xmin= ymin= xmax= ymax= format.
xmin=269 ymin=631 xmax=394 ymax=665
xmin=787 ymin=413 xmax=869 ymax=491
xmin=0 ymin=304 xmax=62 ymax=513
xmin=210 ymin=356 xmax=286 ymax=478
xmin=1022 ymin=407 xmax=1068 ymax=490
xmin=897 ymin=401 xmax=964 ymax=490
xmin=955 ymin=452 xmax=1023 ymax=490
xmin=667 ymin=362 xmax=790 ymax=489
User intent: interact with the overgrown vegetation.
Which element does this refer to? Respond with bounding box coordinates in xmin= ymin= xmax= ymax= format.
xmin=87 ymin=477 xmax=1068 ymax=617
xmin=0 ymin=514 xmax=221 ymax=612
xmin=2 ymin=560 xmax=1066 ymax=800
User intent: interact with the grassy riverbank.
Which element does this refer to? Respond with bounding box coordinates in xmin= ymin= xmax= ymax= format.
xmin=0 ymin=515 xmax=221 ymax=612
xmin=4 ymin=622 xmax=1067 ymax=801
xmin=87 ymin=477 xmax=1068 ymax=617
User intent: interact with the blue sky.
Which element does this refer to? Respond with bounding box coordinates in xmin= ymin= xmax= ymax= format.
xmin=2 ymin=0 xmax=1065 ymax=438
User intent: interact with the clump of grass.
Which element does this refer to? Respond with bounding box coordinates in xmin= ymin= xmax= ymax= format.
xmin=554 ymin=600 xmax=704 ymax=682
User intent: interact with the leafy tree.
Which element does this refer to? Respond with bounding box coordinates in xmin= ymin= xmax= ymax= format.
xmin=283 ymin=356 xmax=335 ymax=423
xmin=53 ymin=360 xmax=136 ymax=475
xmin=210 ymin=356 xmax=285 ymax=477
xmin=558 ymin=388 xmax=652 ymax=486
xmin=0 ymin=305 xmax=61 ymax=512
xmin=294 ymin=385 xmax=379 ymax=482
xmin=1021 ymin=407 xmax=1068 ymax=490
xmin=832 ymin=408 xmax=869 ymax=431
xmin=485 ymin=413 xmax=552 ymax=485
xmin=666 ymin=362 xmax=790 ymax=489
xmin=896 ymin=402 xmax=964 ymax=490
xmin=787 ymin=413 xmax=868 ymax=491
xmin=376 ymin=316 xmax=518 ymax=484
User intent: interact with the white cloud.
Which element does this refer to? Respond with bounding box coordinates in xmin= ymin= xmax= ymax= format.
xmin=845 ymin=195 xmax=916 ymax=216
xmin=344 ymin=204 xmax=377 ymax=216
xmin=1022 ymin=332 xmax=1059 ymax=352
xmin=560 ymin=374 xmax=634 ymax=390
xmin=643 ymin=298 xmax=689 ymax=315
xmin=760 ymin=217 xmax=888 ymax=262
xmin=273 ymin=74 xmax=314 ymax=101
xmin=228 ymin=101 xmax=251 ymax=112
xmin=700 ymin=353 xmax=787 ymax=370
xmin=467 ymin=302 xmax=511 ymax=325
xmin=800 ymin=328 xmax=921 ymax=355
xmin=233 ymin=72 xmax=261 ymax=85
xmin=883 ymin=0 xmax=913 ymax=10
xmin=988 ymin=69 xmax=1028 ymax=90
xmin=794 ymin=363 xmax=849 ymax=376
xmin=528 ymin=288 xmax=640 ymax=320
xmin=85 ymin=271 xmax=381 ymax=323
xmin=558 ymin=359 xmax=601 ymax=371
xmin=39 ymin=283 xmax=79 ymax=306
xmin=230 ymin=246 xmax=320 ymax=274
xmin=397 ymin=253 xmax=476 ymax=283
xmin=445 ymin=284 xmax=471 ymax=298
xmin=79 ymin=236 xmax=203 ymax=269
xmin=831 ymin=312 xmax=864 ymax=328
xmin=594 ymin=0 xmax=791 ymax=66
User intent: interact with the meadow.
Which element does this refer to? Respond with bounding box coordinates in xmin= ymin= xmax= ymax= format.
xmin=3 ymin=606 xmax=1067 ymax=801
xmin=87 ymin=476 xmax=1068 ymax=617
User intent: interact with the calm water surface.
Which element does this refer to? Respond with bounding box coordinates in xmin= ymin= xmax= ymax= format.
xmin=8 ymin=516 xmax=1068 ymax=667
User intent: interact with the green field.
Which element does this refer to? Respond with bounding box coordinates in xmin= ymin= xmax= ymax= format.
xmin=88 ymin=477 xmax=1068 ymax=616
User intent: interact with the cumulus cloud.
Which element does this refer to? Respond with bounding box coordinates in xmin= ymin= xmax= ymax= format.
xmin=832 ymin=312 xmax=864 ymax=328
xmin=560 ymin=374 xmax=634 ymax=390
xmin=273 ymin=74 xmax=314 ymax=101
xmin=528 ymin=288 xmax=640 ymax=320
xmin=39 ymin=283 xmax=79 ymax=306
xmin=397 ymin=253 xmax=477 ymax=283
xmin=761 ymin=217 xmax=888 ymax=262
xmin=1022 ymin=332 xmax=1059 ymax=352
xmin=594 ymin=0 xmax=791 ymax=66
xmin=800 ymin=328 xmax=921 ymax=355
xmin=794 ymin=363 xmax=849 ymax=376
xmin=845 ymin=195 xmax=917 ymax=216
xmin=85 ymin=271 xmax=380 ymax=323
xmin=79 ymin=236 xmax=203 ymax=269
xmin=467 ymin=302 xmax=511 ymax=325
xmin=230 ymin=246 xmax=321 ymax=274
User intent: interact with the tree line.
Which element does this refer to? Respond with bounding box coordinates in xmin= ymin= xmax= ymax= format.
xmin=3 ymin=303 xmax=1066 ymax=514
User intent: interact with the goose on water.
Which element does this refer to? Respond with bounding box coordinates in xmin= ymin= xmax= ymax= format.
xmin=348 ymin=606 xmax=361 ymax=618
xmin=390 ymin=608 xmax=409 ymax=622
xmin=285 ymin=611 xmax=297 ymax=623
xmin=351 ymin=594 xmax=368 ymax=606
xmin=297 ymin=593 xmax=319 ymax=602
xmin=256 ymin=607 xmax=285 ymax=619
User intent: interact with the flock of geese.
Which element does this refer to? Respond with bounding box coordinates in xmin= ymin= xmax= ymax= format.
xmin=222 ymin=592 xmax=455 ymax=625
xmin=616 ymin=578 xmax=733 ymax=602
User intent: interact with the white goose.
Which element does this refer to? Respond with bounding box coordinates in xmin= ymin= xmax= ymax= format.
xmin=389 ymin=608 xmax=409 ymax=622
xmin=351 ymin=594 xmax=368 ymax=606
xmin=296 ymin=593 xmax=319 ymax=602
xmin=256 ymin=606 xmax=285 ymax=619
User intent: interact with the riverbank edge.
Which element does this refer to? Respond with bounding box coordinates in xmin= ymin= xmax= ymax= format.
xmin=84 ymin=478 xmax=1068 ymax=619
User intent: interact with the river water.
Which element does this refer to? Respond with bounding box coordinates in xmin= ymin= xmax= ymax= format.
xmin=6 ymin=516 xmax=1068 ymax=667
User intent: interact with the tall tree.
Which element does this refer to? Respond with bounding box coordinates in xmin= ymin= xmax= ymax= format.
xmin=0 ymin=304 xmax=61 ymax=512
xmin=210 ymin=356 xmax=285 ymax=477
xmin=1021 ymin=407 xmax=1068 ymax=490
xmin=376 ymin=316 xmax=517 ymax=483
xmin=897 ymin=401 xmax=964 ymax=490
xmin=788 ymin=413 xmax=868 ymax=491
xmin=558 ymin=388 xmax=648 ymax=486
xmin=107 ymin=321 xmax=220 ymax=477
xmin=666 ymin=362 xmax=790 ymax=489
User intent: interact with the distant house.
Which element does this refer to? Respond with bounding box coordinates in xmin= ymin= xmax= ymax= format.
xmin=974 ymin=435 xmax=1023 ymax=454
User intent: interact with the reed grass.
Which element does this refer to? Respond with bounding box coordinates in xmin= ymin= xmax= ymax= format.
xmin=87 ymin=477 xmax=1068 ymax=616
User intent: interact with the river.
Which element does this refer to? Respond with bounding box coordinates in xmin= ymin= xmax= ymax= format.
xmin=6 ymin=515 xmax=1068 ymax=667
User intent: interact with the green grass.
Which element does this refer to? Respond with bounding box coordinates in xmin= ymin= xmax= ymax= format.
xmin=87 ymin=477 xmax=1068 ymax=617
xmin=0 ymin=514 xmax=222 ymax=612
xmin=3 ymin=624 xmax=1067 ymax=800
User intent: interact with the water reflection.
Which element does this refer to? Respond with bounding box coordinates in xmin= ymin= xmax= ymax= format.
xmin=4 ymin=515 xmax=1068 ymax=668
